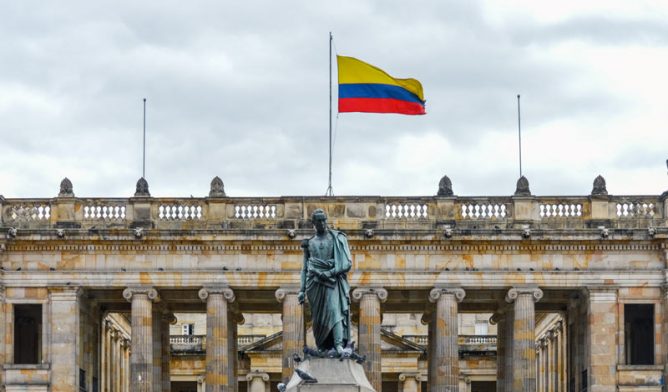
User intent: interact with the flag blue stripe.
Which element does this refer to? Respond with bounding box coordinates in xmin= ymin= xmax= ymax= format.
xmin=339 ymin=83 xmax=423 ymax=104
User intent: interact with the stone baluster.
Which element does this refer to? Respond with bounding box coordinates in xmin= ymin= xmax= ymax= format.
xmin=489 ymin=311 xmax=506 ymax=392
xmin=199 ymin=286 xmax=236 ymax=392
xmin=123 ymin=287 xmax=160 ymax=392
xmin=398 ymin=373 xmax=424 ymax=392
xmin=50 ymin=287 xmax=82 ymax=391
xmin=275 ymin=287 xmax=304 ymax=381
xmin=352 ymin=287 xmax=388 ymax=392
xmin=428 ymin=287 xmax=465 ymax=392
xmin=587 ymin=288 xmax=618 ymax=392
xmin=505 ymin=287 xmax=543 ymax=392
xmin=246 ymin=372 xmax=269 ymax=392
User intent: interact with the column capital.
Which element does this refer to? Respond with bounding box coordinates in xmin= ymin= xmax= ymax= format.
xmin=161 ymin=310 xmax=178 ymax=325
xmin=420 ymin=312 xmax=432 ymax=325
xmin=505 ymin=287 xmax=543 ymax=303
xmin=122 ymin=287 xmax=159 ymax=303
xmin=399 ymin=372 xmax=426 ymax=382
xmin=489 ymin=311 xmax=506 ymax=325
xmin=245 ymin=371 xmax=270 ymax=382
xmin=275 ymin=287 xmax=301 ymax=303
xmin=351 ymin=287 xmax=388 ymax=303
xmin=198 ymin=286 xmax=235 ymax=303
xmin=429 ymin=287 xmax=465 ymax=303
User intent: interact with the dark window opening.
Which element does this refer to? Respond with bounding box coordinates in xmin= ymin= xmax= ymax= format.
xmin=14 ymin=304 xmax=42 ymax=364
xmin=625 ymin=304 xmax=654 ymax=365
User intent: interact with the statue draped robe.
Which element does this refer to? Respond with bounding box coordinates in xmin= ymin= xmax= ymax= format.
xmin=301 ymin=229 xmax=352 ymax=350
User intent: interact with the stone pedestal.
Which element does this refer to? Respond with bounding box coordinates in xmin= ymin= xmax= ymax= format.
xmin=428 ymin=287 xmax=465 ymax=392
xmin=352 ymin=287 xmax=387 ymax=392
xmin=285 ymin=358 xmax=375 ymax=392
xmin=506 ymin=287 xmax=543 ymax=392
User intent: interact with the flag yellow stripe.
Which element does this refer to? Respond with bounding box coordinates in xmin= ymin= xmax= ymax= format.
xmin=337 ymin=56 xmax=424 ymax=102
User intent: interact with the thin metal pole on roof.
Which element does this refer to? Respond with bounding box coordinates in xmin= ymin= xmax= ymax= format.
xmin=326 ymin=32 xmax=334 ymax=196
xmin=517 ymin=94 xmax=523 ymax=177
xmin=143 ymin=98 xmax=147 ymax=179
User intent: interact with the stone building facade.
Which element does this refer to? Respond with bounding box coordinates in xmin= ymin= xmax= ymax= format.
xmin=0 ymin=175 xmax=667 ymax=392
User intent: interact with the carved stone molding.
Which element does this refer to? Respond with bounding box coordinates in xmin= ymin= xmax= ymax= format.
xmin=351 ymin=287 xmax=388 ymax=303
xmin=428 ymin=287 xmax=465 ymax=303
xmin=505 ymin=287 xmax=543 ymax=303
xmin=437 ymin=175 xmax=454 ymax=196
xmin=122 ymin=287 xmax=159 ymax=303
xmin=198 ymin=286 xmax=235 ymax=303
xmin=134 ymin=177 xmax=150 ymax=197
xmin=591 ymin=175 xmax=608 ymax=196
xmin=275 ymin=287 xmax=301 ymax=303
xmin=209 ymin=176 xmax=226 ymax=198
xmin=514 ymin=176 xmax=531 ymax=197
xmin=58 ymin=178 xmax=74 ymax=197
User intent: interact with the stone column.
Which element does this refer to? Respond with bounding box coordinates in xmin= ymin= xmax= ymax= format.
xmin=0 ymin=285 xmax=4 ymax=390
xmin=119 ymin=338 xmax=127 ymax=392
xmin=162 ymin=312 xmax=176 ymax=392
xmin=104 ymin=320 xmax=112 ymax=392
xmin=505 ymin=287 xmax=543 ymax=392
xmin=549 ymin=331 xmax=558 ymax=392
xmin=536 ymin=344 xmax=542 ymax=392
xmin=428 ymin=287 xmax=465 ymax=392
xmin=123 ymin=287 xmax=160 ymax=392
xmin=50 ymin=287 xmax=82 ymax=392
xmin=352 ymin=287 xmax=388 ymax=392
xmin=246 ymin=372 xmax=269 ymax=392
xmin=504 ymin=305 xmax=514 ymax=392
xmin=199 ymin=286 xmax=236 ymax=392
xmin=111 ymin=329 xmax=120 ymax=392
xmin=586 ymin=288 xmax=617 ymax=392
xmin=275 ymin=287 xmax=304 ymax=381
xmin=197 ymin=376 xmax=206 ymax=392
xmin=663 ymin=285 xmax=668 ymax=392
xmin=420 ymin=313 xmax=434 ymax=389
xmin=490 ymin=311 xmax=505 ymax=392
xmin=152 ymin=308 xmax=163 ymax=392
xmin=399 ymin=373 xmax=424 ymax=392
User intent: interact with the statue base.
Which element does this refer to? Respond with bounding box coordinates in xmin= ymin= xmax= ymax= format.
xmin=284 ymin=358 xmax=376 ymax=392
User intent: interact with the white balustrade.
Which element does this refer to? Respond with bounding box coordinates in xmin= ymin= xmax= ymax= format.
xmin=159 ymin=204 xmax=203 ymax=220
xmin=234 ymin=205 xmax=276 ymax=219
xmin=616 ymin=202 xmax=655 ymax=218
xmin=460 ymin=203 xmax=507 ymax=219
xmin=84 ymin=205 xmax=126 ymax=220
xmin=384 ymin=204 xmax=428 ymax=219
xmin=6 ymin=203 xmax=51 ymax=221
xmin=539 ymin=203 xmax=582 ymax=218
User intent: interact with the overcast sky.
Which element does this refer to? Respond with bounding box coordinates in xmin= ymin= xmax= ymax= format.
xmin=1 ymin=0 xmax=667 ymax=198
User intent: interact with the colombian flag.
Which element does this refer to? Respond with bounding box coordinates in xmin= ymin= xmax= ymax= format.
xmin=337 ymin=56 xmax=426 ymax=115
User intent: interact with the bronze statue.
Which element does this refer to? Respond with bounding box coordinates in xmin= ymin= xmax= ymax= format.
xmin=299 ymin=208 xmax=352 ymax=356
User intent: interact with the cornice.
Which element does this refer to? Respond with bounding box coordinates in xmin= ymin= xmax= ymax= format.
xmin=3 ymin=241 xmax=662 ymax=254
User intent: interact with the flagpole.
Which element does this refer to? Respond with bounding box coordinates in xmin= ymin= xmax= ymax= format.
xmin=517 ymin=94 xmax=523 ymax=177
xmin=143 ymin=98 xmax=147 ymax=179
xmin=326 ymin=32 xmax=334 ymax=196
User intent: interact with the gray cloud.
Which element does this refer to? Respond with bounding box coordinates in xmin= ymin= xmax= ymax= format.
xmin=0 ymin=1 xmax=666 ymax=198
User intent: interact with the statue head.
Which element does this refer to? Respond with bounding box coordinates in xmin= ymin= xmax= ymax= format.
xmin=311 ymin=208 xmax=328 ymax=235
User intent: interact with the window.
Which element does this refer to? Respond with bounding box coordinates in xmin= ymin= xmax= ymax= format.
xmin=14 ymin=304 xmax=42 ymax=364
xmin=624 ymin=304 xmax=654 ymax=365
xmin=182 ymin=323 xmax=194 ymax=335
xmin=474 ymin=320 xmax=488 ymax=335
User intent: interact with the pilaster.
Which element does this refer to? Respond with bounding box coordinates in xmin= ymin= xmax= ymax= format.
xmin=506 ymin=287 xmax=543 ymax=392
xmin=162 ymin=311 xmax=176 ymax=392
xmin=587 ymin=288 xmax=618 ymax=392
xmin=0 ymin=285 xmax=5 ymax=389
xmin=275 ymin=287 xmax=304 ymax=382
xmin=429 ymin=287 xmax=465 ymax=392
xmin=199 ymin=286 xmax=236 ymax=392
xmin=123 ymin=286 xmax=160 ymax=392
xmin=49 ymin=287 xmax=82 ymax=392
xmin=352 ymin=287 xmax=388 ymax=392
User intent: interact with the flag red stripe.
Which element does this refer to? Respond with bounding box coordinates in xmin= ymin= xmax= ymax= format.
xmin=338 ymin=98 xmax=426 ymax=115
